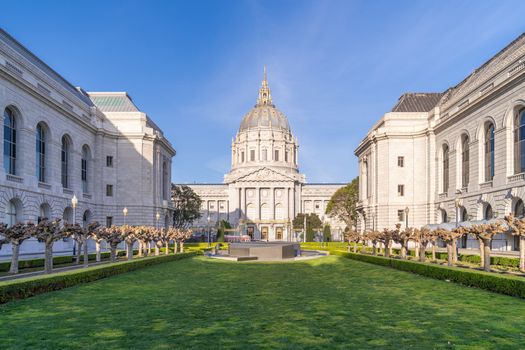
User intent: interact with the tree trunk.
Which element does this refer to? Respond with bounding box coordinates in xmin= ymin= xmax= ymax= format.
xmin=155 ymin=243 xmax=160 ymax=256
xmin=372 ymin=242 xmax=377 ymax=256
xmin=174 ymin=241 xmax=178 ymax=254
xmin=148 ymin=242 xmax=152 ymax=255
xmin=180 ymin=242 xmax=184 ymax=253
xmin=446 ymin=243 xmax=452 ymax=266
xmin=76 ymin=241 xmax=82 ymax=264
xmin=483 ymin=238 xmax=491 ymax=272
xmin=110 ymin=245 xmax=117 ymax=262
xmin=415 ymin=243 xmax=419 ymax=259
xmin=165 ymin=241 xmax=169 ymax=255
xmin=138 ymin=242 xmax=143 ymax=257
xmin=431 ymin=243 xmax=436 ymax=261
xmin=419 ymin=243 xmax=426 ymax=262
xmin=520 ymin=236 xmax=525 ymax=272
xmin=9 ymin=243 xmax=20 ymax=274
xmin=378 ymin=243 xmax=382 ymax=255
xmin=388 ymin=241 xmax=392 ymax=256
xmin=144 ymin=242 xmax=149 ymax=257
xmin=400 ymin=243 xmax=407 ymax=259
xmin=127 ymin=241 xmax=134 ymax=260
xmin=95 ymin=241 xmax=101 ymax=262
xmin=45 ymin=242 xmax=53 ymax=274
xmin=452 ymin=239 xmax=458 ymax=263
xmin=83 ymin=238 xmax=89 ymax=267
xmin=385 ymin=240 xmax=391 ymax=258
xmin=352 ymin=242 xmax=357 ymax=253
xmin=478 ymin=238 xmax=485 ymax=268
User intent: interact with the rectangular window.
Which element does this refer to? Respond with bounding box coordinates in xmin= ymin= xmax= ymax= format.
xmin=106 ymin=216 xmax=113 ymax=227
xmin=397 ymin=184 xmax=404 ymax=196
xmin=285 ymin=151 xmax=289 ymax=162
xmin=106 ymin=184 xmax=113 ymax=197
xmin=250 ymin=149 xmax=255 ymax=161
xmin=398 ymin=156 xmax=404 ymax=167
xmin=106 ymin=156 xmax=113 ymax=167
xmin=262 ymin=149 xmax=267 ymax=161
xmin=274 ymin=150 xmax=279 ymax=161
xmin=397 ymin=210 xmax=405 ymax=222
xmin=241 ymin=151 xmax=245 ymax=163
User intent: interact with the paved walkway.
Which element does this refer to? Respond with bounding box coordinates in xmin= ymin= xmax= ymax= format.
xmin=0 ymin=259 xmax=118 ymax=282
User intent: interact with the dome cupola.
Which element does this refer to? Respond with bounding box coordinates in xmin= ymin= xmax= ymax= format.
xmin=239 ymin=66 xmax=291 ymax=132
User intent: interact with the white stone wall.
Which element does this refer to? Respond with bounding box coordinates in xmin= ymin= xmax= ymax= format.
xmin=355 ymin=33 xmax=525 ymax=251
xmin=0 ymin=29 xmax=175 ymax=258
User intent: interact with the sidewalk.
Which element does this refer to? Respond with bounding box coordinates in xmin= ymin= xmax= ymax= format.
xmin=0 ymin=259 xmax=116 ymax=282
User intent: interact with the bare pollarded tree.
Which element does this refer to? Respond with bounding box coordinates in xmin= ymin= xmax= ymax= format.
xmin=34 ymin=219 xmax=68 ymax=274
xmin=120 ymin=225 xmax=136 ymax=260
xmin=64 ymin=223 xmax=88 ymax=267
xmin=173 ymin=228 xmax=193 ymax=253
xmin=97 ymin=226 xmax=125 ymax=262
xmin=505 ymin=214 xmax=525 ymax=272
xmin=3 ymin=222 xmax=35 ymax=274
xmin=393 ymin=227 xmax=413 ymax=259
xmin=86 ymin=222 xmax=103 ymax=262
xmin=344 ymin=229 xmax=362 ymax=253
xmin=435 ymin=228 xmax=462 ymax=267
xmin=412 ymin=227 xmax=433 ymax=263
xmin=469 ymin=222 xmax=507 ymax=272
xmin=364 ymin=230 xmax=381 ymax=256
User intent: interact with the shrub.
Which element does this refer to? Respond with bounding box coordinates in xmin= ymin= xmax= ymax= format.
xmin=331 ymin=251 xmax=525 ymax=299
xmin=0 ymin=252 xmax=199 ymax=304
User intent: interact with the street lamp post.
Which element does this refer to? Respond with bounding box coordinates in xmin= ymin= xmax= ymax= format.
xmin=71 ymin=194 xmax=78 ymax=256
xmin=123 ymin=207 xmax=128 ymax=225
xmin=303 ymin=214 xmax=307 ymax=243
xmin=404 ymin=206 xmax=409 ymax=229
xmin=207 ymin=215 xmax=211 ymax=248
xmin=71 ymin=194 xmax=78 ymax=225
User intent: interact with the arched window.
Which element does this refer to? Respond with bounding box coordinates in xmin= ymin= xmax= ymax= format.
xmin=63 ymin=207 xmax=73 ymax=224
xmin=461 ymin=135 xmax=469 ymax=188
xmin=460 ymin=207 xmax=468 ymax=222
xmin=82 ymin=210 xmax=91 ymax=228
xmin=81 ymin=145 xmax=89 ymax=193
xmin=3 ymin=108 xmax=17 ymax=175
xmin=442 ymin=144 xmax=449 ymax=193
xmin=6 ymin=199 xmax=18 ymax=227
xmin=36 ymin=123 xmax=46 ymax=182
xmin=484 ymin=204 xmax=493 ymax=220
xmin=61 ymin=136 xmax=70 ymax=188
xmin=514 ymin=199 xmax=525 ymax=218
xmin=514 ymin=109 xmax=525 ymax=174
xmin=39 ymin=203 xmax=51 ymax=223
xmin=260 ymin=204 xmax=270 ymax=220
xmin=162 ymin=161 xmax=168 ymax=200
xmin=246 ymin=203 xmax=256 ymax=220
xmin=275 ymin=203 xmax=284 ymax=220
xmin=441 ymin=209 xmax=448 ymax=223
xmin=485 ymin=123 xmax=495 ymax=181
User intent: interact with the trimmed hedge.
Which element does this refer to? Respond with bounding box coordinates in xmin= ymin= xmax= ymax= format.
xmin=332 ymin=250 xmax=525 ymax=299
xmin=0 ymin=252 xmax=199 ymax=304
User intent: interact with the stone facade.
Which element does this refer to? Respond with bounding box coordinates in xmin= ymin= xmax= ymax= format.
xmin=0 ymin=29 xmax=175 ymax=258
xmin=186 ymin=69 xmax=346 ymax=241
xmin=355 ymin=33 xmax=525 ymax=251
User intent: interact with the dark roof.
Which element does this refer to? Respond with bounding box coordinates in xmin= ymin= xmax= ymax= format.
xmin=391 ymin=93 xmax=443 ymax=113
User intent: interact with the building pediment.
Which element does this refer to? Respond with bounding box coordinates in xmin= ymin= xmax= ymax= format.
xmin=225 ymin=167 xmax=301 ymax=184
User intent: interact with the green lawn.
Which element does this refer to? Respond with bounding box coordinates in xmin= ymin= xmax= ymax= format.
xmin=0 ymin=255 xmax=524 ymax=349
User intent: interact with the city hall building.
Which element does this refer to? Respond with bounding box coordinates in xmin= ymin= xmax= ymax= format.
xmin=186 ymin=69 xmax=346 ymax=241
xmin=0 ymin=29 xmax=175 ymax=258
xmin=355 ymin=33 xmax=525 ymax=251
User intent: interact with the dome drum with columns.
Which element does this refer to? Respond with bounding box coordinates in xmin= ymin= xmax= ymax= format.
xmin=186 ymin=68 xmax=345 ymax=242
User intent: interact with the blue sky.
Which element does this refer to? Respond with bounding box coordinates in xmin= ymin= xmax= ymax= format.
xmin=1 ymin=0 xmax=525 ymax=183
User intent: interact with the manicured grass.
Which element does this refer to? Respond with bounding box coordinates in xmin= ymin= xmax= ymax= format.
xmin=0 ymin=256 xmax=524 ymax=349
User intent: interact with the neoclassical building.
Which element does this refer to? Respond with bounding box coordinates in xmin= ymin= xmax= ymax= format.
xmin=186 ymin=69 xmax=345 ymax=241
xmin=355 ymin=32 xmax=525 ymax=251
xmin=0 ymin=29 xmax=175 ymax=258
